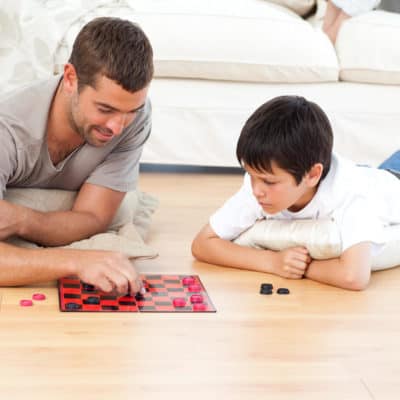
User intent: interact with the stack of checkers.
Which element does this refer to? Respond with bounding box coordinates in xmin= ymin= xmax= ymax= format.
xmin=259 ymin=283 xmax=290 ymax=295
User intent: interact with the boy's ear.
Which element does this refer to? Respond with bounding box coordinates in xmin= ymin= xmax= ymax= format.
xmin=305 ymin=163 xmax=323 ymax=187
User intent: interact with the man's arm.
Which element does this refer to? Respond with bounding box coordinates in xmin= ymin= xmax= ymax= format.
xmin=304 ymin=242 xmax=372 ymax=290
xmin=192 ymin=224 xmax=311 ymax=279
xmin=0 ymin=183 xmax=125 ymax=246
xmin=0 ymin=241 xmax=144 ymax=294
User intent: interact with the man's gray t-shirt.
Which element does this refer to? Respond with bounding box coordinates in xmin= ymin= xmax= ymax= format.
xmin=0 ymin=76 xmax=151 ymax=199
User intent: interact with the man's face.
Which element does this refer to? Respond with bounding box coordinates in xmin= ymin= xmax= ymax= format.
xmin=245 ymin=162 xmax=318 ymax=214
xmin=68 ymin=75 xmax=148 ymax=147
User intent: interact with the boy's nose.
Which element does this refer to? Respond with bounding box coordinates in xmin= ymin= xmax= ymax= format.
xmin=252 ymin=183 xmax=265 ymax=198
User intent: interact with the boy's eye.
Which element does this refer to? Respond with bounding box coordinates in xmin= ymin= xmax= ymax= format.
xmin=263 ymin=180 xmax=276 ymax=185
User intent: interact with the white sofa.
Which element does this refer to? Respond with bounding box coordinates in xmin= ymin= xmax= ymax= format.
xmin=1 ymin=0 xmax=400 ymax=167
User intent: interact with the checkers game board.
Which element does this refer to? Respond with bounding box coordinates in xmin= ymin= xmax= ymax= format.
xmin=58 ymin=274 xmax=216 ymax=313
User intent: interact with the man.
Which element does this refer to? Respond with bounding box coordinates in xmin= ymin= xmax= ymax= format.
xmin=0 ymin=17 xmax=154 ymax=295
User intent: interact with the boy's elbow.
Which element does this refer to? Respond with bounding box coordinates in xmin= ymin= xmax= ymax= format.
xmin=338 ymin=243 xmax=372 ymax=291
xmin=191 ymin=237 xmax=203 ymax=261
xmin=342 ymin=270 xmax=370 ymax=291
xmin=191 ymin=240 xmax=198 ymax=259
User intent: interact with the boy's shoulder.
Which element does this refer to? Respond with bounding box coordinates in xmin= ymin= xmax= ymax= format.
xmin=316 ymin=153 xmax=399 ymax=209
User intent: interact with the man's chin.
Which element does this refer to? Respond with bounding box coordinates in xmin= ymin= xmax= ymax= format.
xmin=85 ymin=130 xmax=112 ymax=146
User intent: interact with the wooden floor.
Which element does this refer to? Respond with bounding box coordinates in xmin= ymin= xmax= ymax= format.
xmin=1 ymin=171 xmax=400 ymax=400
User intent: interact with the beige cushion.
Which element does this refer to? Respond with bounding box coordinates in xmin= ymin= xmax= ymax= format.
xmin=337 ymin=10 xmax=400 ymax=84
xmin=233 ymin=219 xmax=400 ymax=271
xmin=145 ymin=2 xmax=338 ymax=83
xmin=4 ymin=188 xmax=158 ymax=259
xmin=264 ymin=0 xmax=316 ymax=16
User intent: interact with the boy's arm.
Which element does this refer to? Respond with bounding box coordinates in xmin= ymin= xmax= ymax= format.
xmin=192 ymin=224 xmax=310 ymax=279
xmin=304 ymin=242 xmax=372 ymax=290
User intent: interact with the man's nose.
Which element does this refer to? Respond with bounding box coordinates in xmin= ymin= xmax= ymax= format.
xmin=106 ymin=113 xmax=127 ymax=136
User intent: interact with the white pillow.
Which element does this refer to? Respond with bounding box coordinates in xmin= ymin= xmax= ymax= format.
xmin=143 ymin=2 xmax=338 ymax=83
xmin=53 ymin=0 xmax=338 ymax=83
xmin=264 ymin=0 xmax=316 ymax=16
xmin=233 ymin=219 xmax=400 ymax=271
xmin=336 ymin=10 xmax=400 ymax=84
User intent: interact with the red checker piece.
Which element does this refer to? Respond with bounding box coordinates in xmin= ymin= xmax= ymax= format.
xmin=32 ymin=293 xmax=46 ymax=301
xmin=193 ymin=303 xmax=207 ymax=311
xmin=20 ymin=299 xmax=33 ymax=307
xmin=188 ymin=284 xmax=201 ymax=293
xmin=182 ymin=276 xmax=195 ymax=286
xmin=172 ymin=297 xmax=187 ymax=308
xmin=190 ymin=294 xmax=204 ymax=304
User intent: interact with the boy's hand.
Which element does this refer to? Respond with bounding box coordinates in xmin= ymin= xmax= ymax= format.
xmin=272 ymin=246 xmax=312 ymax=279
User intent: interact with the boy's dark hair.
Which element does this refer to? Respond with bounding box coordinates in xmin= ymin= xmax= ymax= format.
xmin=68 ymin=17 xmax=154 ymax=93
xmin=236 ymin=96 xmax=333 ymax=184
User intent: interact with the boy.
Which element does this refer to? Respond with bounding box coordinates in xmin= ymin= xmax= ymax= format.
xmin=192 ymin=96 xmax=400 ymax=290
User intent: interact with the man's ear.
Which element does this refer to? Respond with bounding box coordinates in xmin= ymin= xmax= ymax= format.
xmin=305 ymin=163 xmax=324 ymax=187
xmin=62 ymin=63 xmax=78 ymax=94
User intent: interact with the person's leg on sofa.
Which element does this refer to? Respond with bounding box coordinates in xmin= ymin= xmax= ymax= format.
xmin=379 ymin=150 xmax=400 ymax=171
xmin=379 ymin=150 xmax=400 ymax=177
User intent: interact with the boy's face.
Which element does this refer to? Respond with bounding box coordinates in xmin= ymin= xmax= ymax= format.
xmin=245 ymin=162 xmax=321 ymax=214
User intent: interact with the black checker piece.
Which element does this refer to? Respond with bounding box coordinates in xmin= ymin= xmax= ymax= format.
xmin=65 ymin=302 xmax=82 ymax=310
xmin=277 ymin=288 xmax=290 ymax=295
xmin=83 ymin=296 xmax=100 ymax=305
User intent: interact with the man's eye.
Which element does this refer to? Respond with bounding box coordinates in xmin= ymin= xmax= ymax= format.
xmin=98 ymin=108 xmax=112 ymax=114
xmin=130 ymin=108 xmax=144 ymax=116
xmin=263 ymin=180 xmax=276 ymax=185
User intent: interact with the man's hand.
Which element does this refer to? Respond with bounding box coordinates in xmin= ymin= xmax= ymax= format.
xmin=73 ymin=251 xmax=145 ymax=295
xmin=0 ymin=200 xmax=25 ymax=240
xmin=271 ymin=246 xmax=312 ymax=279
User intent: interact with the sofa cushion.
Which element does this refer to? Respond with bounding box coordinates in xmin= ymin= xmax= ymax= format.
xmin=336 ymin=10 xmax=400 ymax=84
xmin=142 ymin=1 xmax=338 ymax=83
xmin=50 ymin=0 xmax=339 ymax=84
xmin=263 ymin=0 xmax=316 ymax=16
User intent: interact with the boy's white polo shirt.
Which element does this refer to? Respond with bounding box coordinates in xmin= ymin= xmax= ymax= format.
xmin=210 ymin=153 xmax=400 ymax=253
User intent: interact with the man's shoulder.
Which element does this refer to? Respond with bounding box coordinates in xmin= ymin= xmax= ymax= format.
xmin=0 ymin=76 xmax=60 ymax=142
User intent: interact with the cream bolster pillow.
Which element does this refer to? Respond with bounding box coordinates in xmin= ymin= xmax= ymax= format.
xmin=4 ymin=188 xmax=138 ymax=232
xmin=3 ymin=188 xmax=159 ymax=259
xmin=336 ymin=11 xmax=400 ymax=85
xmin=233 ymin=219 xmax=400 ymax=271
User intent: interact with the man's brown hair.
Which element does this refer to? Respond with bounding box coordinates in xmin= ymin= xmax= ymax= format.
xmin=69 ymin=17 xmax=154 ymax=92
